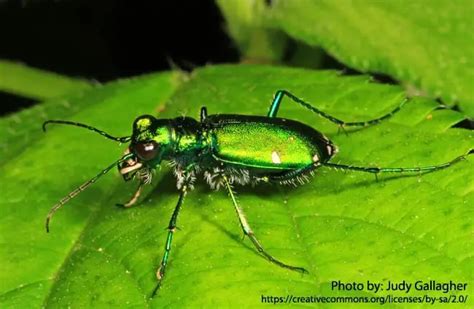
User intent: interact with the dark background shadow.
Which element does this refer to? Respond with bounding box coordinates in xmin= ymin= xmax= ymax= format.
xmin=0 ymin=0 xmax=239 ymax=115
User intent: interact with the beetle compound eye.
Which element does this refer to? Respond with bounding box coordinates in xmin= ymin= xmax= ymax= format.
xmin=134 ymin=141 xmax=159 ymax=161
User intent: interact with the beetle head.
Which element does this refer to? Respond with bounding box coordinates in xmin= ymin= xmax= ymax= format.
xmin=118 ymin=115 xmax=172 ymax=181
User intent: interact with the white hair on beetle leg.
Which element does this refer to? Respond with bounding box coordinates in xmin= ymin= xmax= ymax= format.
xmin=203 ymin=167 xmax=251 ymax=190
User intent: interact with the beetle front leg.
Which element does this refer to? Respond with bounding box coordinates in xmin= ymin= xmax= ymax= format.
xmin=116 ymin=181 xmax=145 ymax=208
xmin=222 ymin=175 xmax=308 ymax=274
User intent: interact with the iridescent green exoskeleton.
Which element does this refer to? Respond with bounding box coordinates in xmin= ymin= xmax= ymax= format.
xmin=43 ymin=90 xmax=468 ymax=296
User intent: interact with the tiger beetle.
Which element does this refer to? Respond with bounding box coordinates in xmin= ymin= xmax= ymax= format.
xmin=43 ymin=90 xmax=467 ymax=296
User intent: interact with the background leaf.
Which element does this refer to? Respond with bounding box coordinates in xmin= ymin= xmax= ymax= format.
xmin=0 ymin=60 xmax=92 ymax=100
xmin=217 ymin=0 xmax=474 ymax=117
xmin=0 ymin=65 xmax=472 ymax=308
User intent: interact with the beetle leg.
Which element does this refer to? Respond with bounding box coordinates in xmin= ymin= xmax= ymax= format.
xmin=116 ymin=181 xmax=145 ymax=208
xmin=222 ymin=175 xmax=308 ymax=274
xmin=323 ymin=154 xmax=468 ymax=175
xmin=267 ymin=90 xmax=408 ymax=129
xmin=151 ymin=181 xmax=189 ymax=297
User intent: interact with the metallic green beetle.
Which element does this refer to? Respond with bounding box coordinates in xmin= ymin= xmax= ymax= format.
xmin=43 ymin=90 xmax=467 ymax=296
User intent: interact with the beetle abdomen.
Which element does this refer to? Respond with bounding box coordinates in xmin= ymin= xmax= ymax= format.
xmin=207 ymin=115 xmax=335 ymax=172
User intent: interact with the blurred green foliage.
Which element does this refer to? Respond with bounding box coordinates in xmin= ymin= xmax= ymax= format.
xmin=217 ymin=0 xmax=474 ymax=117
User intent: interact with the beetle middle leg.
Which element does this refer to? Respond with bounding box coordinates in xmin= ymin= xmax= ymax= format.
xmin=151 ymin=179 xmax=189 ymax=297
xmin=267 ymin=90 xmax=408 ymax=129
xmin=222 ymin=175 xmax=308 ymax=274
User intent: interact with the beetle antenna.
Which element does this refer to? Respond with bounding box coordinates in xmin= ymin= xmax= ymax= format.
xmin=43 ymin=120 xmax=131 ymax=143
xmin=45 ymin=154 xmax=133 ymax=233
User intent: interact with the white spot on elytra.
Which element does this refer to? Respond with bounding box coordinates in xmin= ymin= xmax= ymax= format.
xmin=272 ymin=151 xmax=281 ymax=164
xmin=312 ymin=154 xmax=319 ymax=162
xmin=326 ymin=145 xmax=333 ymax=154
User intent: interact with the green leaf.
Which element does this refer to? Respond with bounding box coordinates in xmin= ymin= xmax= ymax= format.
xmin=217 ymin=0 xmax=474 ymax=116
xmin=216 ymin=0 xmax=289 ymax=63
xmin=0 ymin=60 xmax=93 ymax=100
xmin=0 ymin=70 xmax=181 ymax=307
xmin=0 ymin=65 xmax=472 ymax=308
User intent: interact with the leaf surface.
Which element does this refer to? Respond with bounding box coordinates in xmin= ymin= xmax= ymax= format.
xmin=0 ymin=65 xmax=472 ymax=308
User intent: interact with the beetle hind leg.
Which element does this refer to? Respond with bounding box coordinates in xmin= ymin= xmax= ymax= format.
xmin=267 ymin=90 xmax=408 ymax=130
xmin=322 ymin=154 xmax=468 ymax=176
